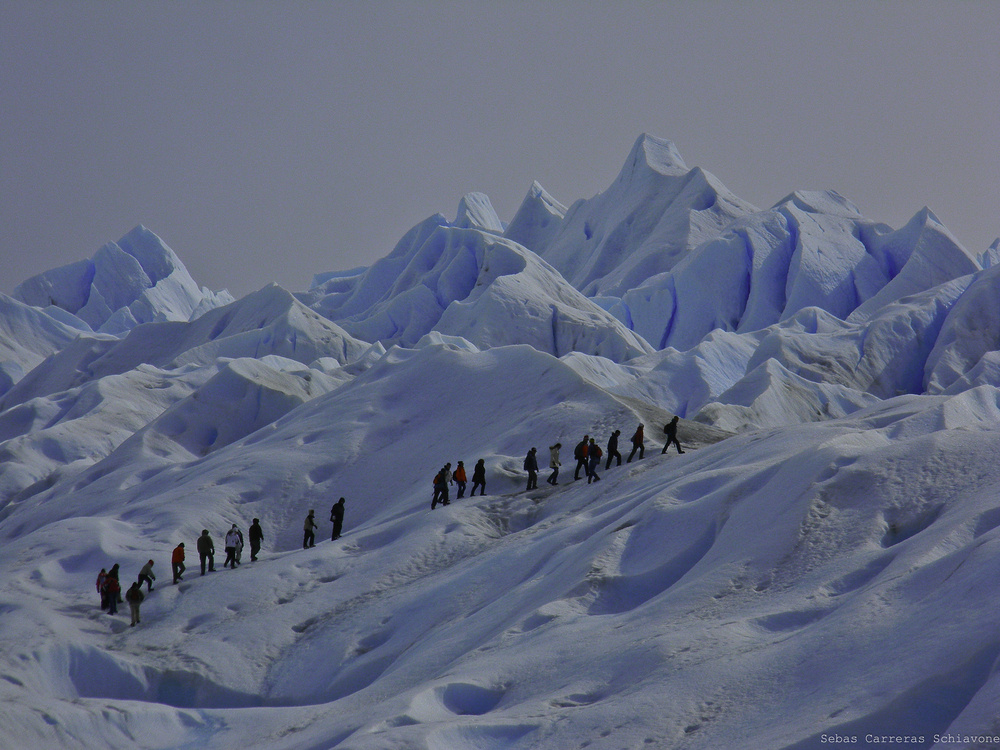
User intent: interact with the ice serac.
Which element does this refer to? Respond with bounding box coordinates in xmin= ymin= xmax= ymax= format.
xmin=925 ymin=264 xmax=1000 ymax=394
xmin=848 ymin=208 xmax=981 ymax=322
xmin=538 ymin=134 xmax=757 ymax=298
xmin=503 ymin=181 xmax=568 ymax=255
xmin=454 ymin=192 xmax=504 ymax=233
xmin=305 ymin=213 xmax=652 ymax=361
xmin=13 ymin=226 xmax=233 ymax=334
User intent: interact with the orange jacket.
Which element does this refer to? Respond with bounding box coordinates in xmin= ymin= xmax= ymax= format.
xmin=172 ymin=545 xmax=185 ymax=563
xmin=454 ymin=466 xmax=467 ymax=482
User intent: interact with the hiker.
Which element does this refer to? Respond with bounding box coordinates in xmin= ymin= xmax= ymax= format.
xmin=662 ymin=416 xmax=686 ymax=455
xmin=249 ymin=519 xmax=263 ymax=561
xmin=587 ymin=438 xmax=603 ymax=483
xmin=104 ymin=564 xmax=122 ymax=615
xmin=454 ymin=461 xmax=468 ymax=498
xmin=470 ymin=459 xmax=487 ymax=496
xmin=431 ymin=467 xmax=449 ymax=509
xmin=125 ymin=581 xmax=145 ymax=626
xmin=548 ymin=443 xmax=562 ymax=485
xmin=197 ymin=530 xmax=215 ymax=575
xmin=524 ymin=447 xmax=539 ymax=491
xmin=574 ymin=435 xmax=590 ymax=480
xmin=330 ymin=498 xmax=345 ymax=540
xmin=235 ymin=526 xmax=245 ymax=564
xmin=224 ymin=524 xmax=241 ymax=568
xmin=97 ymin=568 xmax=108 ymax=609
xmin=606 ymin=430 xmax=622 ymax=469
xmin=627 ymin=424 xmax=645 ymax=462
xmin=303 ymin=510 xmax=318 ymax=548
xmin=137 ymin=559 xmax=156 ymax=591
xmin=172 ymin=543 xmax=185 ymax=583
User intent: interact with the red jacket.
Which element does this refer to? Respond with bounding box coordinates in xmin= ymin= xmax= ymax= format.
xmin=172 ymin=545 xmax=185 ymax=563
xmin=632 ymin=426 xmax=644 ymax=444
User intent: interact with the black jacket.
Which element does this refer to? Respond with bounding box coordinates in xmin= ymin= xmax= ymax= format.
xmin=197 ymin=534 xmax=214 ymax=555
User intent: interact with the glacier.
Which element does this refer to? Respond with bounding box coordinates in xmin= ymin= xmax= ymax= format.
xmin=2 ymin=134 xmax=1000 ymax=750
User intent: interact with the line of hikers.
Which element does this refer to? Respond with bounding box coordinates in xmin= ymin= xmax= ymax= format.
xmin=303 ymin=497 xmax=347 ymax=548
xmin=94 ymin=500 xmax=347 ymax=627
xmin=429 ymin=418 xmax=687 ymax=502
xmin=431 ymin=459 xmax=486 ymax=509
xmin=524 ymin=417 xmax=685 ymax=491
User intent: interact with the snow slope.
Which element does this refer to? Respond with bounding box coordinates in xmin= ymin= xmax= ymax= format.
xmin=2 ymin=134 xmax=1000 ymax=750
xmin=0 ymin=292 xmax=87 ymax=395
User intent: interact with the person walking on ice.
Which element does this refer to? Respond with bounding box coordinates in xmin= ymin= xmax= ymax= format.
xmin=330 ymin=498 xmax=345 ymax=541
xmin=587 ymin=438 xmax=603 ymax=483
xmin=524 ymin=447 xmax=539 ymax=491
xmin=303 ymin=510 xmax=318 ymax=548
xmin=224 ymin=524 xmax=241 ymax=568
xmin=470 ymin=459 xmax=487 ymax=496
xmin=104 ymin=563 xmax=122 ymax=614
xmin=606 ymin=430 xmax=622 ymax=469
xmin=97 ymin=568 xmax=108 ymax=609
xmin=249 ymin=519 xmax=263 ymax=561
xmin=137 ymin=559 xmax=156 ymax=591
xmin=627 ymin=424 xmax=645 ymax=462
xmin=453 ymin=461 xmax=467 ymax=498
xmin=125 ymin=581 xmax=145 ymax=626
xmin=235 ymin=526 xmax=245 ymax=564
xmin=104 ymin=571 xmax=121 ymax=615
xmin=431 ymin=466 xmax=450 ymax=509
xmin=573 ymin=435 xmax=590 ymax=480
xmin=197 ymin=530 xmax=215 ymax=575
xmin=548 ymin=443 xmax=561 ymax=485
xmin=171 ymin=543 xmax=185 ymax=583
xmin=661 ymin=416 xmax=685 ymax=454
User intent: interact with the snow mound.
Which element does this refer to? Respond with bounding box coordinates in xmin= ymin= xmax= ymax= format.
xmin=0 ymin=293 xmax=85 ymax=396
xmin=13 ymin=226 xmax=233 ymax=334
xmin=1 ymin=284 xmax=368 ymax=408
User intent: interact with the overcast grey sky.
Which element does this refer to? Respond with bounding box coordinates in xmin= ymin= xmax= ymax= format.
xmin=3 ymin=1 xmax=997 ymax=298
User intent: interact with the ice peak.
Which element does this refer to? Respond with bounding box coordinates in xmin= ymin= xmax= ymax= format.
xmin=618 ymin=134 xmax=688 ymax=183
xmin=454 ymin=192 xmax=504 ymax=233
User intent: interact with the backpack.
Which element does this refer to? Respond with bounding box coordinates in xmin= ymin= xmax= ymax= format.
xmin=433 ymin=472 xmax=442 ymax=485
xmin=592 ymin=445 xmax=603 ymax=458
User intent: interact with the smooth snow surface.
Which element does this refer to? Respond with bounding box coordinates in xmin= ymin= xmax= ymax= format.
xmin=3 ymin=135 xmax=1000 ymax=750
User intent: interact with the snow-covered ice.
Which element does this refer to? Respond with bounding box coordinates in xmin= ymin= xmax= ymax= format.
xmin=2 ymin=135 xmax=1000 ymax=750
